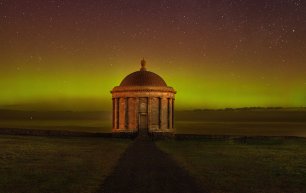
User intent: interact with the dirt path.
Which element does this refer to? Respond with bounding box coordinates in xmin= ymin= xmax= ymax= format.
xmin=99 ymin=136 xmax=205 ymax=193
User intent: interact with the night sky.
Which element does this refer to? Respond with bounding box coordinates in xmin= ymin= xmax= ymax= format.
xmin=1 ymin=0 xmax=306 ymax=111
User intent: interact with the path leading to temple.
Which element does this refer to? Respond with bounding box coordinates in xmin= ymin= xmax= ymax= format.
xmin=98 ymin=136 xmax=205 ymax=193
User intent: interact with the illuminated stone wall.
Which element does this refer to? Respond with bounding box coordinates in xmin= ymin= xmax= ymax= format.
xmin=111 ymin=86 xmax=176 ymax=134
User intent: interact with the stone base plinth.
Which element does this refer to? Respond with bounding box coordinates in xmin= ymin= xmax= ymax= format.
xmin=112 ymin=131 xmax=138 ymax=138
xmin=148 ymin=131 xmax=175 ymax=139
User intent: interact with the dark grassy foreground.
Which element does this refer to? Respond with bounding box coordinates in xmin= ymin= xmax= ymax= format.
xmin=0 ymin=109 xmax=305 ymax=192
xmin=1 ymin=134 xmax=306 ymax=193
xmin=156 ymin=137 xmax=306 ymax=193
xmin=0 ymin=135 xmax=131 ymax=193
xmin=100 ymin=136 xmax=203 ymax=193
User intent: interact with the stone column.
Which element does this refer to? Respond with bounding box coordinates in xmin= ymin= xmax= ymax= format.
xmin=125 ymin=97 xmax=129 ymax=129
xmin=169 ymin=98 xmax=173 ymax=129
xmin=119 ymin=97 xmax=126 ymax=130
xmin=113 ymin=98 xmax=118 ymax=129
xmin=161 ymin=97 xmax=168 ymax=130
xmin=148 ymin=97 xmax=152 ymax=132
xmin=135 ymin=97 xmax=139 ymax=132
xmin=112 ymin=98 xmax=115 ymax=129
xmin=172 ymin=98 xmax=175 ymax=129
xmin=128 ymin=97 xmax=136 ymax=131
xmin=159 ymin=97 xmax=163 ymax=130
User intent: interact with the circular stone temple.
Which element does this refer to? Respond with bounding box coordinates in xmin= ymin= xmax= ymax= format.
xmin=111 ymin=59 xmax=176 ymax=136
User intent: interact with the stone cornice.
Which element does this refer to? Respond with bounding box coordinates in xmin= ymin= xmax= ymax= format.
xmin=111 ymin=86 xmax=176 ymax=94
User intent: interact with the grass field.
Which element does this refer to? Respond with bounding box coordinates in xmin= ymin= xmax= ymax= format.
xmin=1 ymin=135 xmax=305 ymax=193
xmin=157 ymin=137 xmax=306 ymax=193
xmin=0 ymin=135 xmax=131 ymax=193
xmin=0 ymin=109 xmax=305 ymax=193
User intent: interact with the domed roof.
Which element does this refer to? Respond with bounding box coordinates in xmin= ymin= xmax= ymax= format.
xmin=119 ymin=59 xmax=167 ymax=87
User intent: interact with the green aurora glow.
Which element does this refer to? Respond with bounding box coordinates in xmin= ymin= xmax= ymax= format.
xmin=1 ymin=1 xmax=306 ymax=110
xmin=1 ymin=58 xmax=305 ymax=110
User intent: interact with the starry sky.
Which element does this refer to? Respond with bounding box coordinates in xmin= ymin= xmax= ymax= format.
xmin=0 ymin=0 xmax=306 ymax=111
